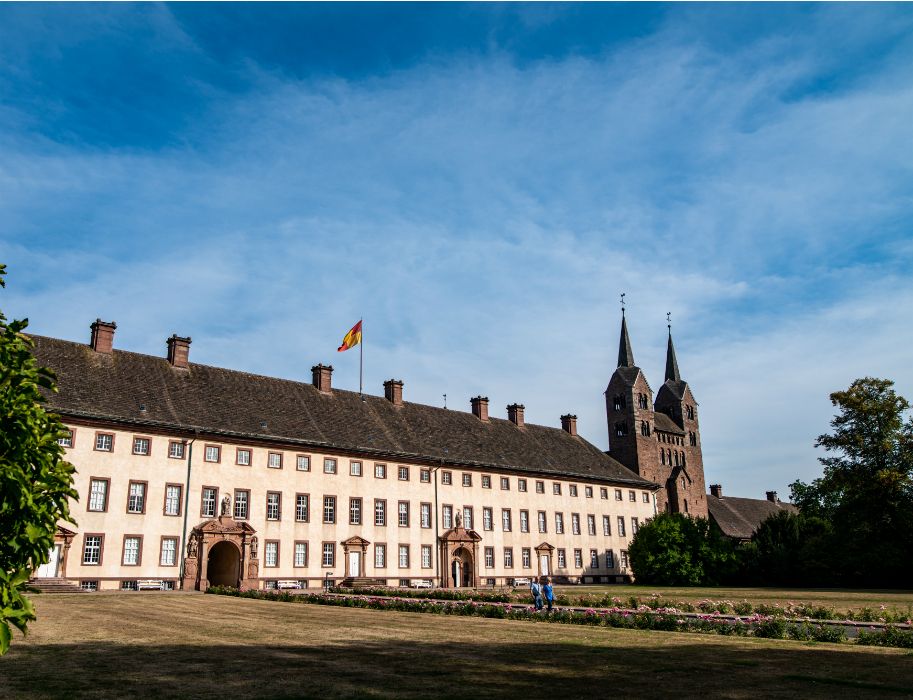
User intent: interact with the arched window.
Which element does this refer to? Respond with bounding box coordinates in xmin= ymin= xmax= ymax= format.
xmin=689 ymin=431 xmax=696 ymax=446
xmin=680 ymin=452 xmax=686 ymax=467
xmin=614 ymin=422 xmax=628 ymax=437
xmin=660 ymin=450 xmax=666 ymax=465
xmin=640 ymin=420 xmax=650 ymax=437
xmin=681 ymin=477 xmax=686 ymax=489
xmin=684 ymin=499 xmax=689 ymax=513
xmin=613 ymin=395 xmax=626 ymax=411
xmin=673 ymin=451 xmax=679 ymax=466
xmin=638 ymin=393 xmax=648 ymax=410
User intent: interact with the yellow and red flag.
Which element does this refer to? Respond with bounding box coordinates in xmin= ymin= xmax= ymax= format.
xmin=337 ymin=320 xmax=362 ymax=352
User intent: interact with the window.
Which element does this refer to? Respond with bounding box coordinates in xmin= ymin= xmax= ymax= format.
xmin=374 ymin=499 xmax=386 ymax=526
xmin=661 ymin=450 xmax=666 ymax=465
xmin=324 ymin=458 xmax=337 ymax=474
xmin=94 ymin=432 xmax=113 ymax=452
xmin=615 ymin=489 xmax=623 ymax=501
xmin=484 ymin=547 xmax=494 ymax=568
xmin=168 ymin=441 xmax=185 ymax=459
xmin=629 ymin=490 xmax=636 ymax=502
xmin=605 ymin=549 xmax=615 ymax=568
xmin=323 ymin=496 xmax=336 ymax=524
xmin=689 ymin=431 xmax=697 ymax=447
xmin=502 ymin=509 xmax=512 ymax=532
xmin=296 ymin=494 xmax=309 ymax=522
xmin=463 ymin=506 xmax=473 ymax=530
xmin=127 ymin=481 xmax=146 ymax=514
xmin=632 ymin=517 xmax=639 ymax=534
xmin=537 ymin=511 xmax=547 ymax=533
xmin=518 ymin=478 xmax=527 ymax=492
xmin=442 ymin=504 xmax=452 ymax=529
xmin=500 ymin=477 xmax=510 ymax=490
xmin=617 ymin=516 xmax=626 ymax=537
xmin=686 ymin=405 xmax=695 ymax=420
xmin=201 ymin=487 xmax=217 ymax=517
xmin=481 ymin=475 xmax=491 ymax=489
xmin=614 ymin=422 xmax=628 ymax=437
xmin=349 ymin=497 xmax=362 ymax=525
xmin=236 ymin=448 xmax=252 ymax=466
xmin=640 ymin=420 xmax=651 ymax=436
xmin=204 ymin=445 xmax=220 ymax=463
xmin=441 ymin=471 xmax=452 ymax=485
xmin=421 ymin=503 xmax=432 ymax=528
xmin=234 ymin=490 xmax=250 ymax=519
xmin=569 ymin=484 xmax=578 ymax=497
xmin=600 ymin=487 xmax=608 ymax=500
xmin=642 ymin=491 xmax=650 ymax=503
xmin=265 ymin=541 xmax=279 ymax=567
xmin=80 ymin=580 xmax=99 ymax=591
xmin=521 ymin=548 xmax=531 ymax=569
xmin=398 ymin=545 xmax=409 ymax=568
xmin=160 ymin=538 xmax=177 ymax=566
xmin=557 ymin=549 xmax=566 ymax=568
xmin=374 ymin=543 xmax=386 ymax=568
xmin=296 ymin=455 xmax=311 ymax=471
xmin=519 ymin=510 xmax=529 ymax=533
xmin=620 ymin=550 xmax=629 ymax=569
xmin=555 ymin=512 xmax=564 ymax=534
xmin=268 ymin=452 xmax=282 ymax=469
xmin=83 ymin=535 xmax=102 ymax=565
xmin=58 ymin=429 xmax=74 ymax=448
xmin=536 ymin=480 xmax=545 ymax=494
xmin=122 ymin=536 xmax=141 ymax=566
xmin=420 ymin=469 xmax=430 ymax=483
xmin=684 ymin=499 xmax=689 ymax=513
xmin=164 ymin=484 xmax=182 ymax=516
xmin=322 ymin=543 xmax=335 ymax=567
xmin=590 ymin=549 xmax=599 ymax=568
xmin=88 ymin=478 xmax=109 ymax=512
xmin=398 ymin=465 xmax=410 ymax=481
xmin=350 ymin=460 xmax=362 ymax=476
xmin=421 ymin=545 xmax=432 ymax=569
xmin=462 ymin=473 xmax=472 ymax=487
xmin=482 ymin=507 xmax=493 ymax=531
xmin=504 ymin=548 xmax=514 ymax=568
xmin=638 ymin=393 xmax=648 ymax=410
xmin=602 ymin=515 xmax=611 ymax=536
xmin=613 ymin=395 xmax=625 ymax=411
xmin=266 ymin=492 xmax=281 ymax=521
xmin=587 ymin=514 xmax=596 ymax=536
xmin=294 ymin=542 xmax=308 ymax=567
xmin=574 ymin=549 xmax=583 ymax=568
xmin=585 ymin=486 xmax=593 ymax=498
xmin=398 ymin=501 xmax=409 ymax=527
xmin=571 ymin=513 xmax=580 ymax=535
xmin=553 ymin=482 xmax=561 ymax=495
xmin=374 ymin=463 xmax=386 ymax=479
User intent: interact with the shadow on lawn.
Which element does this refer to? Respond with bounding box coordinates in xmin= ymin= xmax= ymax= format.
xmin=3 ymin=637 xmax=912 ymax=699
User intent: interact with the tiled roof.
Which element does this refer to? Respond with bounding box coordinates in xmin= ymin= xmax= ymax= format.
xmin=707 ymin=494 xmax=799 ymax=540
xmin=31 ymin=335 xmax=657 ymax=488
xmin=652 ymin=412 xmax=684 ymax=435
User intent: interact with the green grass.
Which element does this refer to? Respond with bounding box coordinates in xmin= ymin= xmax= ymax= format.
xmin=3 ymin=593 xmax=913 ymax=699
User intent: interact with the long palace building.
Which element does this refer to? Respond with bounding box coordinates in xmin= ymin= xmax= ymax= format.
xmin=29 ymin=313 xmax=706 ymax=591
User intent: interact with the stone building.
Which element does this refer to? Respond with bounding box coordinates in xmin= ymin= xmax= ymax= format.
xmin=30 ymin=319 xmax=661 ymax=591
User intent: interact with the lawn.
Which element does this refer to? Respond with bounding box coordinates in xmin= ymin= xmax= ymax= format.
xmin=2 ymin=593 xmax=913 ymax=699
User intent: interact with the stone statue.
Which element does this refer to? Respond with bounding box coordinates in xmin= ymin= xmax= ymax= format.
xmin=455 ymin=510 xmax=462 ymax=528
xmin=187 ymin=537 xmax=198 ymax=558
xmin=250 ymin=536 xmax=258 ymax=559
xmin=220 ymin=494 xmax=231 ymax=516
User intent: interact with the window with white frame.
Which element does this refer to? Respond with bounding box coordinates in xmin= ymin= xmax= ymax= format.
xmin=629 ymin=490 xmax=636 ymax=502
xmin=398 ymin=465 xmax=409 ymax=481
xmin=615 ymin=489 xmax=623 ymax=501
xmin=617 ymin=516 xmax=626 ymax=537
xmin=522 ymin=548 xmax=531 ymax=568
xmin=504 ymin=547 xmax=513 ymax=568
xmin=95 ymin=433 xmax=113 ymax=452
xmin=518 ymin=478 xmax=527 ymax=492
xmin=268 ymin=452 xmax=282 ymax=469
xmin=537 ymin=511 xmax=547 ymax=533
xmin=587 ymin=514 xmax=596 ymax=536
xmin=266 ymin=492 xmax=281 ymax=521
xmin=123 ymin=537 xmax=140 ymax=566
xmin=294 ymin=542 xmax=307 ymax=567
xmin=168 ymin=441 xmax=184 ymax=459
xmin=536 ymin=480 xmax=545 ymax=494
xmin=571 ymin=513 xmax=580 ymax=535
xmin=442 ymin=504 xmax=452 ymax=529
xmin=420 ymin=469 xmax=430 ymax=483
xmin=323 ymin=496 xmax=336 ymax=523
xmin=350 ymin=461 xmax=362 ymax=476
xmin=600 ymin=487 xmax=608 ymax=499
xmin=83 ymin=535 xmax=102 ymax=565
xmin=164 ymin=485 xmax=181 ymax=516
xmin=484 ymin=547 xmax=494 ymax=568
xmin=296 ymin=455 xmax=310 ymax=471
xmin=605 ymin=549 xmax=614 ymax=568
xmin=127 ymin=482 xmax=146 ymax=514
xmin=265 ymin=541 xmax=278 ymax=567
xmin=234 ymin=490 xmax=249 ymax=519
xmin=590 ymin=549 xmax=599 ymax=568
xmin=553 ymin=482 xmax=561 ymax=495
xmin=642 ymin=491 xmax=650 ymax=503
xmin=160 ymin=538 xmax=177 ymax=566
xmin=500 ymin=476 xmax=510 ymax=490
xmin=502 ymin=509 xmax=512 ymax=532
xmin=398 ymin=501 xmax=409 ymax=527
xmin=421 ymin=545 xmax=432 ymax=569
xmin=58 ymin=429 xmax=73 ymax=448
xmin=555 ymin=512 xmax=564 ymax=534
xmin=421 ymin=503 xmax=431 ymax=528
xmin=463 ymin=506 xmax=473 ymax=530
xmin=398 ymin=545 xmax=409 ymax=568
xmin=620 ymin=550 xmax=629 ymax=569
xmin=519 ymin=510 xmax=529 ymax=533
xmin=585 ymin=486 xmax=593 ymax=498
xmin=296 ymin=494 xmax=309 ymax=522
xmin=574 ymin=549 xmax=582 ymax=568
xmin=481 ymin=475 xmax=491 ymax=489
xmin=632 ymin=517 xmax=639 ymax=534
xmin=322 ymin=543 xmax=335 ymax=567
xmin=374 ymin=463 xmax=386 ymax=479
xmin=205 ymin=445 xmax=220 ymax=463
xmin=324 ymin=458 xmax=337 ymax=474
xmin=349 ymin=497 xmax=362 ymax=525
xmin=602 ymin=515 xmax=611 ymax=536
xmin=236 ymin=448 xmax=251 ymax=466
xmin=374 ymin=543 xmax=386 ymax=568
xmin=375 ymin=499 xmax=386 ymax=526
xmin=441 ymin=471 xmax=452 ymax=485
xmin=202 ymin=487 xmax=217 ymax=517
xmin=462 ymin=473 xmax=472 ymax=487
xmin=557 ymin=549 xmax=566 ymax=568
xmin=88 ymin=479 xmax=108 ymax=512
xmin=569 ymin=484 xmax=578 ymax=497
xmin=482 ymin=507 xmax=493 ymax=531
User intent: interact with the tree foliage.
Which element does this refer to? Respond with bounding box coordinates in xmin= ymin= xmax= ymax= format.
xmin=0 ymin=264 xmax=77 ymax=654
xmin=739 ymin=511 xmax=836 ymax=587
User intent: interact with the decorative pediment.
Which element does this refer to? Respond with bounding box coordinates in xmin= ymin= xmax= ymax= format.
xmin=535 ymin=542 xmax=555 ymax=553
xmin=56 ymin=525 xmax=78 ymax=538
xmin=341 ymin=535 xmax=371 ymax=547
xmin=439 ymin=527 xmax=482 ymax=543
xmin=195 ymin=516 xmax=257 ymax=535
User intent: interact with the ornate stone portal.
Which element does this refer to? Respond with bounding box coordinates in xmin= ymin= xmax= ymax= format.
xmin=438 ymin=522 xmax=482 ymax=588
xmin=182 ymin=514 xmax=258 ymax=591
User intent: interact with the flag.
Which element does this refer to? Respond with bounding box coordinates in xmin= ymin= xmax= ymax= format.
xmin=337 ymin=320 xmax=362 ymax=352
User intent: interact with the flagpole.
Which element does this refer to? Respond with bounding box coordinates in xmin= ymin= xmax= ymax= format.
xmin=359 ymin=317 xmax=364 ymax=399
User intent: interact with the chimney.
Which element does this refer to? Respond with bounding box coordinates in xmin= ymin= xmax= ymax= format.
xmin=166 ymin=334 xmax=192 ymax=369
xmin=710 ymin=484 xmax=723 ymax=498
xmin=89 ymin=319 xmax=117 ymax=354
xmin=384 ymin=379 xmax=404 ymax=407
xmin=561 ymin=414 xmax=578 ymax=436
xmin=507 ymin=403 xmax=525 ymax=428
xmin=471 ymin=396 xmax=489 ymax=422
xmin=311 ymin=364 xmax=333 ymax=393
xmin=766 ymin=490 xmax=778 ymax=503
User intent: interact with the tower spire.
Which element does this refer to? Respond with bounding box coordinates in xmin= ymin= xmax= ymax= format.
xmin=617 ymin=296 xmax=635 ymax=368
xmin=665 ymin=312 xmax=681 ymax=382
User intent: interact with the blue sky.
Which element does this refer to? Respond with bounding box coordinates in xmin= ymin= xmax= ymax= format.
xmin=2 ymin=3 xmax=912 ymax=499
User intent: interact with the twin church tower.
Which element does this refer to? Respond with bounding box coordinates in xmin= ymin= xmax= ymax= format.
xmin=605 ymin=312 xmax=708 ymax=519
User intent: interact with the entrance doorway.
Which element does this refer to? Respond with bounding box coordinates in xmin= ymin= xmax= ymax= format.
xmin=348 ymin=551 xmax=361 ymax=577
xmin=451 ymin=547 xmax=474 ymax=587
xmin=207 ymin=541 xmax=241 ymax=588
xmin=34 ymin=544 xmax=61 ymax=578
xmin=539 ymin=554 xmax=551 ymax=576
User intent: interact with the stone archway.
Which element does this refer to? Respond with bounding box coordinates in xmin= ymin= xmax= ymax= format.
xmin=450 ymin=547 xmax=474 ymax=588
xmin=183 ymin=514 xmax=258 ymax=591
xmin=439 ymin=522 xmax=481 ymax=589
xmin=207 ymin=540 xmax=241 ymax=587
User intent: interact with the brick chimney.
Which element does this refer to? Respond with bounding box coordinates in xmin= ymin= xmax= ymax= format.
xmin=311 ymin=364 xmax=333 ymax=393
xmin=89 ymin=319 xmax=116 ymax=354
xmin=560 ymin=414 xmax=577 ymax=436
xmin=471 ymin=396 xmax=489 ymax=422
xmin=166 ymin=334 xmax=192 ymax=369
xmin=710 ymin=484 xmax=723 ymax=498
xmin=507 ymin=403 xmax=525 ymax=427
xmin=766 ymin=490 xmax=778 ymax=503
xmin=384 ymin=379 xmax=403 ymax=406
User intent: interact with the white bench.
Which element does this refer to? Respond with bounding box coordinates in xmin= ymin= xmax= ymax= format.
xmin=276 ymin=580 xmax=302 ymax=590
xmin=513 ymin=577 xmax=531 ymax=587
xmin=137 ymin=579 xmax=164 ymax=591
xmin=410 ymin=579 xmax=433 ymax=589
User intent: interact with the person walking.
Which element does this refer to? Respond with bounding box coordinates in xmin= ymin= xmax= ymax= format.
xmin=530 ymin=578 xmax=543 ymax=611
xmin=543 ymin=577 xmax=554 ymax=612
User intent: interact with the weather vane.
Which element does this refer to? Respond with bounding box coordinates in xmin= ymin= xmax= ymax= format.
xmin=667 ymin=311 xmax=672 ymax=330
xmin=620 ymin=292 xmax=626 ymax=315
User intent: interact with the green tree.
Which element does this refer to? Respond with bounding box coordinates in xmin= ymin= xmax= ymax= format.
xmin=790 ymin=377 xmax=913 ymax=586
xmin=629 ymin=513 xmax=737 ymax=586
xmin=0 ymin=264 xmax=77 ymax=654
xmin=741 ymin=511 xmax=836 ymax=586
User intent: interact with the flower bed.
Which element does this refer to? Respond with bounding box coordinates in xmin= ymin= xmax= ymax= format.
xmin=329 ymin=586 xmax=511 ymax=603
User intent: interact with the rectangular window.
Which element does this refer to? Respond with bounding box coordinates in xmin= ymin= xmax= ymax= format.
xmin=83 ymin=535 xmax=102 ymax=565
xmin=420 ymin=469 xmax=430 ymax=483
xmin=421 ymin=502 xmax=432 ymax=528
xmin=421 ymin=545 xmax=432 ymax=569
xmin=484 ymin=547 xmax=494 ymax=568
xmin=374 ymin=543 xmax=386 ymax=568
xmin=518 ymin=478 xmax=527 ymax=493
xmin=571 ymin=513 xmax=580 ymax=535
xmin=482 ymin=507 xmax=493 ymax=531
xmin=324 ymin=458 xmax=337 ymax=474
xmin=398 ymin=545 xmax=409 ymax=568
xmin=587 ymin=514 xmax=596 ymax=536
xmin=600 ymin=487 xmax=608 ymax=500
xmin=555 ymin=512 xmax=564 ymax=534
xmin=268 ymin=452 xmax=282 ymax=469
xmin=502 ymin=509 xmax=512 ymax=532
xmin=481 ymin=475 xmax=491 ymax=489
xmin=398 ymin=501 xmax=409 ymax=527
xmin=127 ymin=481 xmax=146 ymax=514
xmin=520 ymin=510 xmax=529 ymax=533
xmin=266 ymin=492 xmax=281 ymax=521
xmin=632 ymin=517 xmax=639 ymax=534
xmin=295 ymin=494 xmax=309 ymax=522
xmin=160 ymin=537 xmax=177 ymax=566
xmin=590 ymin=549 xmax=599 ymax=568
xmin=350 ymin=460 xmax=362 ymax=476
xmin=535 ymin=480 xmax=545 ymax=494
xmin=441 ymin=504 xmax=452 ymax=529
xmin=322 ymin=543 xmax=335 ymax=567
xmin=122 ymin=536 xmax=141 ymax=566
xmin=374 ymin=499 xmax=386 ymax=526
xmin=585 ymin=486 xmax=593 ymax=498
xmin=617 ymin=516 xmax=626 ymax=538
xmin=58 ymin=429 xmax=74 ymax=448
xmin=553 ymin=482 xmax=562 ymax=495
xmin=398 ymin=465 xmax=409 ymax=481
xmin=168 ymin=441 xmax=185 ymax=459
xmin=537 ymin=511 xmax=547 ymax=533
xmin=265 ymin=541 xmax=279 ymax=568
xmin=642 ymin=491 xmax=650 ymax=503
xmin=500 ymin=477 xmax=510 ymax=490
xmin=605 ymin=549 xmax=615 ymax=568
xmin=557 ymin=549 xmax=566 ymax=568
xmin=602 ymin=515 xmax=611 ymax=536
xmin=504 ymin=547 xmax=513 ymax=568
xmin=462 ymin=473 xmax=472 ymax=487
xmin=294 ymin=542 xmax=308 ymax=567
xmin=569 ymin=484 xmax=578 ymax=497
xmin=201 ymin=487 xmax=217 ymax=518
xmin=615 ymin=489 xmax=623 ymax=501
xmin=374 ymin=463 xmax=386 ymax=479
xmin=574 ymin=549 xmax=583 ymax=568
xmin=621 ymin=550 xmax=629 ymax=570
xmin=234 ymin=490 xmax=250 ymax=519
xmin=88 ymin=478 xmax=109 ymax=512
xmin=323 ymin=496 xmax=336 ymax=524
xmin=296 ymin=454 xmax=311 ymax=471
xmin=441 ymin=470 xmax=452 ymax=485
xmin=205 ymin=445 xmax=220 ymax=463
xmin=236 ymin=448 xmax=251 ymax=466
xmin=463 ymin=506 xmax=473 ymax=530
xmin=522 ymin=548 xmax=531 ymax=568
xmin=349 ymin=497 xmax=362 ymax=525
xmin=94 ymin=432 xmax=113 ymax=452
xmin=629 ymin=490 xmax=636 ymax=502
xmin=164 ymin=484 xmax=182 ymax=516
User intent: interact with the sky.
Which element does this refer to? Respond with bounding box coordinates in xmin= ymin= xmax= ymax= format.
xmin=1 ymin=3 xmax=912 ymax=500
